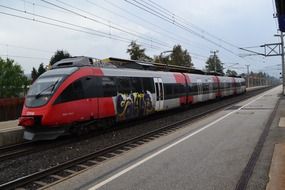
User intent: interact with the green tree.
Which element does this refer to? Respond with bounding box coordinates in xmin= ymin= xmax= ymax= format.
xmin=155 ymin=45 xmax=193 ymax=68
xmin=127 ymin=41 xmax=152 ymax=61
xmin=0 ymin=58 xmax=28 ymax=98
xmin=226 ymin=69 xmax=238 ymax=76
xmin=31 ymin=67 xmax=38 ymax=82
xmin=50 ymin=50 xmax=71 ymax=66
xmin=170 ymin=45 xmax=193 ymax=67
xmin=205 ymin=54 xmax=224 ymax=75
xmin=38 ymin=63 xmax=46 ymax=76
xmin=31 ymin=63 xmax=47 ymax=82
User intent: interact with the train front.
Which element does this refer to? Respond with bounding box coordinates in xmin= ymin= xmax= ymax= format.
xmin=19 ymin=67 xmax=77 ymax=140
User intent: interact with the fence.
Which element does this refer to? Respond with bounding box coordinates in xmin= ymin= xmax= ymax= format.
xmin=0 ymin=98 xmax=24 ymax=122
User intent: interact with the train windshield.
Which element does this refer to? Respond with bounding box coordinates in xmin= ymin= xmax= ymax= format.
xmin=26 ymin=76 xmax=63 ymax=107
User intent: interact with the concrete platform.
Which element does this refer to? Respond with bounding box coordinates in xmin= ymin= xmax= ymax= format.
xmin=0 ymin=120 xmax=19 ymax=131
xmin=0 ymin=120 xmax=23 ymax=146
xmin=266 ymin=144 xmax=285 ymax=190
xmin=246 ymin=89 xmax=285 ymax=190
xmin=246 ymin=85 xmax=268 ymax=92
xmin=278 ymin=117 xmax=285 ymax=128
xmin=46 ymin=87 xmax=281 ymax=190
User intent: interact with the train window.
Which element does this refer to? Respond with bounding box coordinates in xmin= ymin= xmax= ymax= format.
xmin=142 ymin=78 xmax=155 ymax=93
xmin=83 ymin=77 xmax=100 ymax=98
xmin=164 ymin=83 xmax=173 ymax=99
xmin=155 ymin=83 xmax=159 ymax=101
xmin=209 ymin=83 xmax=213 ymax=93
xmin=188 ymin=84 xmax=192 ymax=95
xmin=117 ymin=77 xmax=132 ymax=94
xmin=226 ymin=83 xmax=229 ymax=89
xmin=174 ymin=84 xmax=185 ymax=95
xmin=130 ymin=77 xmax=143 ymax=93
xmin=203 ymin=83 xmax=209 ymax=93
xmin=213 ymin=83 xmax=218 ymax=91
xmin=189 ymin=83 xmax=198 ymax=96
xmin=56 ymin=79 xmax=84 ymax=104
xmin=102 ymin=77 xmax=116 ymax=97
xmin=73 ymin=80 xmax=84 ymax=99
xmin=194 ymin=83 xmax=199 ymax=95
xmin=159 ymin=83 xmax=164 ymax=99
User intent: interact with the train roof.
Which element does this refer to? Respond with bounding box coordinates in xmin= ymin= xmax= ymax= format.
xmin=51 ymin=56 xmax=242 ymax=78
xmin=102 ymin=57 xmax=206 ymax=75
xmin=42 ymin=67 xmax=78 ymax=77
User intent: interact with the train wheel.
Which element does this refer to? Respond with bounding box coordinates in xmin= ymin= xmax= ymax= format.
xmin=70 ymin=124 xmax=90 ymax=136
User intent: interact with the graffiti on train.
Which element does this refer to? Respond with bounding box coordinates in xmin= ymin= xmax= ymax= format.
xmin=116 ymin=91 xmax=154 ymax=121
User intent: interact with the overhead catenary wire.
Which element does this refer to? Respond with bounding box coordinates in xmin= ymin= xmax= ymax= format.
xmin=0 ymin=11 xmax=159 ymax=50
xmin=22 ymin=0 xmax=212 ymax=59
xmin=144 ymin=0 xmax=240 ymax=49
xmin=0 ymin=43 xmax=54 ymax=54
xmin=0 ymin=2 xmax=212 ymax=61
xmin=87 ymin=0 xmax=213 ymax=57
xmin=40 ymin=0 xmax=170 ymax=48
xmin=123 ymin=0 xmax=240 ymax=56
xmin=0 ymin=5 xmax=126 ymax=40
xmin=55 ymin=0 xmax=169 ymax=48
xmin=19 ymin=0 xmax=71 ymax=14
xmin=0 ymin=5 xmax=162 ymax=50
xmin=124 ymin=0 xmax=266 ymax=65
xmin=87 ymin=0 xmax=185 ymax=47
xmin=3 ymin=0 xmax=235 ymax=63
xmin=0 ymin=54 xmax=50 ymax=60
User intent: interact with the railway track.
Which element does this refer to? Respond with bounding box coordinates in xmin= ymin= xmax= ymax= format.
xmin=0 ymin=86 xmax=273 ymax=190
xmin=0 ymin=139 xmax=75 ymax=162
xmin=0 ymin=141 xmax=34 ymax=162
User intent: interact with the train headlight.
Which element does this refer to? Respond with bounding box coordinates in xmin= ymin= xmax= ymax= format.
xmin=18 ymin=117 xmax=35 ymax=127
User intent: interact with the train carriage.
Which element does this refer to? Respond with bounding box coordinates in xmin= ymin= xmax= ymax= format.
xmin=19 ymin=57 xmax=246 ymax=140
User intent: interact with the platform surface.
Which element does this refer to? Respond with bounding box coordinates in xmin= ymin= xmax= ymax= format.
xmin=266 ymin=144 xmax=285 ymax=190
xmin=0 ymin=120 xmax=20 ymax=132
xmin=46 ymin=87 xmax=280 ymax=190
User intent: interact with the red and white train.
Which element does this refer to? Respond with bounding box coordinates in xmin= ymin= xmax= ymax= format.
xmin=19 ymin=57 xmax=246 ymax=140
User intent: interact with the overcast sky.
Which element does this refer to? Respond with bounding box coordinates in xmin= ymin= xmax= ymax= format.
xmin=0 ymin=0 xmax=281 ymax=77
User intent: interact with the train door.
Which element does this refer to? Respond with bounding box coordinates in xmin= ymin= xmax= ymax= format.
xmin=232 ymin=77 xmax=237 ymax=95
xmin=208 ymin=79 xmax=214 ymax=99
xmin=197 ymin=80 xmax=203 ymax=102
xmin=154 ymin=78 xmax=164 ymax=111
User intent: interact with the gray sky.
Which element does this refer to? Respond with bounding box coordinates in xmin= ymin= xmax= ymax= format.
xmin=0 ymin=0 xmax=281 ymax=77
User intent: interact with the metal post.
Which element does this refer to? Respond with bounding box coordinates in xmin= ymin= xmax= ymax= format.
xmin=281 ymin=32 xmax=285 ymax=95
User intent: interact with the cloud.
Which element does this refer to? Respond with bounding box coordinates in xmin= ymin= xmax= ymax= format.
xmin=0 ymin=0 xmax=279 ymax=76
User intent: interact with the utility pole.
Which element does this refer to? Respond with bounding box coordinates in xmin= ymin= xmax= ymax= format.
xmin=246 ymin=65 xmax=250 ymax=87
xmin=274 ymin=33 xmax=285 ymax=94
xmin=281 ymin=32 xmax=285 ymax=94
xmin=210 ymin=50 xmax=219 ymax=72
